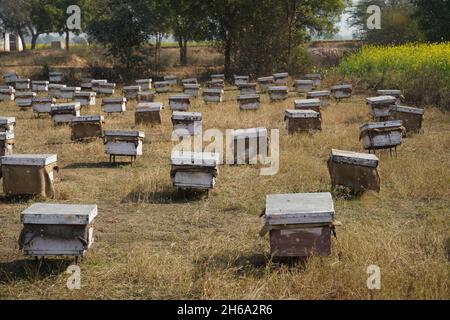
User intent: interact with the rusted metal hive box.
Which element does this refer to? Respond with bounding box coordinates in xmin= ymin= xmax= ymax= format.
xmin=0 ymin=86 xmax=15 ymax=101
xmin=268 ymin=86 xmax=289 ymax=101
xmin=49 ymin=72 xmax=64 ymax=83
xmin=238 ymin=83 xmax=257 ymax=95
xmin=273 ymin=72 xmax=289 ymax=85
xmin=19 ymin=203 xmax=97 ymax=258
xmin=260 ymin=192 xmax=335 ymax=257
xmin=102 ymin=97 xmax=127 ymax=114
xmin=328 ymin=149 xmax=380 ymax=193
xmin=172 ymin=111 xmax=202 ymax=137
xmin=169 ymin=95 xmax=191 ymax=111
xmin=331 ymin=84 xmax=352 ymax=99
xmin=50 ymin=103 xmax=81 ymax=124
xmin=237 ymin=94 xmax=260 ymax=110
xmin=136 ymin=79 xmax=153 ymax=90
xmin=154 ymin=81 xmax=170 ymax=93
xmin=183 ymin=84 xmax=201 ymax=97
xmin=360 ymin=120 xmax=404 ymax=151
xmin=285 ymin=109 xmax=321 ymax=134
xmin=367 ymin=96 xmax=397 ymax=121
xmin=294 ymin=80 xmax=314 ymax=93
xmin=60 ymin=86 xmax=81 ymax=99
xmin=32 ymin=97 xmax=56 ymax=115
xmin=15 ymin=91 xmax=36 ymax=109
xmin=137 ymin=90 xmax=156 ymax=103
xmin=390 ymin=105 xmax=424 ymax=134
xmin=234 ymin=75 xmax=249 ymax=86
xmin=257 ymin=76 xmax=274 ymax=92
xmin=203 ymin=88 xmax=223 ymax=103
xmin=135 ymin=102 xmax=163 ymax=125
xmin=123 ymin=85 xmax=141 ymax=100
xmin=229 ymin=128 xmax=268 ymax=164
xmin=0 ymin=132 xmax=14 ymax=156
xmin=306 ymin=90 xmax=330 ymax=107
xmin=74 ymin=91 xmax=96 ymax=107
xmin=294 ymin=98 xmax=321 ymax=114
xmin=70 ymin=115 xmax=104 ymax=141
xmin=1 ymin=154 xmax=58 ymax=198
xmin=104 ymin=130 xmax=144 ymax=161
xmin=31 ymin=80 xmax=49 ymax=92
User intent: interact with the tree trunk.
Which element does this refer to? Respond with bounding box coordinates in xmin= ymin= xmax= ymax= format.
xmin=65 ymin=30 xmax=70 ymax=51
xmin=224 ymin=37 xmax=232 ymax=79
xmin=178 ymin=37 xmax=184 ymax=65
xmin=182 ymin=40 xmax=188 ymax=65
xmin=31 ymin=33 xmax=39 ymax=50
xmin=18 ymin=30 xmax=27 ymax=50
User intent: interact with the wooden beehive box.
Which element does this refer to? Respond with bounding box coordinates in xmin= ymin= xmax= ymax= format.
xmin=164 ymin=75 xmax=178 ymax=85
xmin=294 ymin=80 xmax=314 ymax=93
xmin=19 ymin=203 xmax=97 ymax=259
xmin=32 ymin=80 xmax=49 ymax=92
xmin=49 ymin=72 xmax=64 ymax=83
xmin=285 ymin=109 xmax=321 ymax=134
xmin=15 ymin=91 xmax=36 ymax=109
xmin=172 ymin=111 xmax=202 ymax=137
xmin=238 ymin=83 xmax=257 ymax=95
xmin=0 ymin=117 xmax=15 ymax=133
xmin=390 ymin=105 xmax=424 ymax=134
xmin=104 ymin=130 xmax=144 ymax=163
xmin=169 ymin=95 xmax=191 ymax=111
xmin=80 ymin=78 xmax=94 ymax=90
xmin=328 ymin=149 xmax=380 ymax=193
xmin=74 ymin=91 xmax=96 ymax=107
xmin=170 ymin=151 xmax=219 ymax=191
xmin=50 ymin=103 xmax=81 ymax=125
xmin=229 ymin=128 xmax=268 ymax=164
xmin=304 ymin=73 xmax=322 ymax=87
xmin=0 ymin=86 xmax=15 ymax=101
xmin=234 ymin=75 xmax=249 ymax=86
xmin=0 ymin=132 xmax=14 ymax=156
xmin=367 ymin=95 xmax=397 ymax=121
xmin=70 ymin=115 xmax=104 ymax=141
xmin=294 ymin=98 xmax=321 ymax=114
xmin=1 ymin=154 xmax=58 ymax=198
xmin=137 ymin=91 xmax=156 ymax=103
xmin=90 ymin=79 xmax=107 ymax=91
xmin=32 ymin=97 xmax=56 ymax=115
xmin=211 ymin=74 xmax=225 ymax=81
xmin=59 ymin=86 xmax=81 ymax=99
xmin=154 ymin=81 xmax=170 ymax=93
xmin=307 ymin=91 xmax=331 ymax=107
xmin=237 ymin=94 xmax=260 ymax=110
xmin=208 ymin=79 xmax=225 ymax=89
xmin=136 ymin=79 xmax=152 ymax=90
xmin=202 ymin=88 xmax=223 ymax=103
xmin=135 ymin=102 xmax=163 ymax=125
xmin=3 ymin=72 xmax=17 ymax=85
xmin=97 ymin=82 xmax=116 ymax=95
xmin=377 ymin=89 xmax=403 ymax=105
xmin=182 ymin=78 xmax=198 ymax=85
xmin=360 ymin=120 xmax=404 ymax=152
xmin=273 ymin=72 xmax=289 ymax=85
xmin=260 ymin=192 xmax=335 ymax=257
xmin=48 ymin=84 xmax=66 ymax=98
xmin=257 ymin=76 xmax=274 ymax=92
xmin=183 ymin=84 xmax=201 ymax=97
xmin=268 ymin=86 xmax=289 ymax=101
xmin=14 ymin=78 xmax=30 ymax=90
xmin=123 ymin=85 xmax=141 ymax=100
xmin=331 ymin=84 xmax=353 ymax=99
xmin=102 ymin=97 xmax=127 ymax=114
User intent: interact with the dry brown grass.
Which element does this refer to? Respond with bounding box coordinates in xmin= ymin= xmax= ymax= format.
xmin=0 ymin=77 xmax=449 ymax=299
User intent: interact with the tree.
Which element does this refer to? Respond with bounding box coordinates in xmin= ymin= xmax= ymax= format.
xmin=412 ymin=0 xmax=450 ymax=42
xmin=0 ymin=0 xmax=30 ymax=50
xmin=28 ymin=0 xmax=55 ymax=49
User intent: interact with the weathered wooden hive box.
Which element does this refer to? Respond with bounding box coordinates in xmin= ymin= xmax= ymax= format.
xmin=182 ymin=78 xmax=198 ymax=85
xmin=49 ymin=72 xmax=64 ymax=83
xmin=230 ymin=128 xmax=268 ymax=164
xmin=0 ymin=117 xmax=15 ymax=133
xmin=137 ymin=90 xmax=156 ymax=103
xmin=0 ymin=154 xmax=58 ymax=198
xmin=211 ymin=74 xmax=225 ymax=81
xmin=294 ymin=98 xmax=321 ymax=114
xmin=123 ymin=85 xmax=141 ymax=100
xmin=3 ymin=72 xmax=18 ymax=85
xmin=208 ymin=79 xmax=225 ymax=89
xmin=70 ymin=115 xmax=104 ymax=141
xmin=377 ymin=89 xmax=403 ymax=105
xmin=74 ymin=91 xmax=96 ymax=107
xmin=234 ymin=75 xmax=249 ymax=86
xmin=90 ymin=79 xmax=107 ymax=91
xmin=154 ymin=81 xmax=170 ymax=93
xmin=304 ymin=73 xmax=322 ymax=87
xmin=237 ymin=94 xmax=260 ymax=110
xmin=32 ymin=97 xmax=56 ymax=115
xmin=169 ymin=95 xmax=191 ymax=111
xmin=172 ymin=111 xmax=202 ymax=137
xmin=135 ymin=102 xmax=163 ymax=125
xmin=367 ymin=95 xmax=397 ymax=121
xmin=136 ymin=79 xmax=152 ymax=90
xmin=285 ymin=109 xmax=321 ymax=133
xmin=14 ymin=78 xmax=31 ymax=90
xmin=0 ymin=132 xmax=15 ymax=156
xmin=15 ymin=91 xmax=36 ymax=108
xmin=80 ymin=78 xmax=94 ymax=90
xmin=50 ymin=103 xmax=81 ymax=124
xmin=164 ymin=75 xmax=178 ymax=85
xmin=307 ymin=91 xmax=331 ymax=107
xmin=238 ymin=83 xmax=257 ymax=95
xmin=360 ymin=120 xmax=404 ymax=151
xmin=294 ymin=80 xmax=314 ymax=93
xmin=390 ymin=105 xmax=424 ymax=134
xmin=102 ymin=97 xmax=127 ymax=114
xmin=202 ymin=88 xmax=224 ymax=103
xmin=0 ymin=86 xmax=15 ymax=101
xmin=170 ymin=151 xmax=219 ymax=191
xmin=273 ymin=72 xmax=289 ymax=85
xmin=260 ymin=192 xmax=335 ymax=257
xmin=60 ymin=86 xmax=81 ymax=99
xmin=19 ymin=203 xmax=97 ymax=259
xmin=32 ymin=80 xmax=49 ymax=92
xmin=97 ymin=82 xmax=116 ymax=95
xmin=104 ymin=130 xmax=144 ymax=162
xmin=48 ymin=84 xmax=66 ymax=98
xmin=331 ymin=84 xmax=353 ymax=99
xmin=257 ymin=76 xmax=275 ymax=92
xmin=183 ymin=83 xmax=201 ymax=97
xmin=327 ymin=149 xmax=380 ymax=193
xmin=268 ymin=86 xmax=289 ymax=101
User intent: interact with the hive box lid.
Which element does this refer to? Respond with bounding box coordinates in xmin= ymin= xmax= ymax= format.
xmin=377 ymin=89 xmax=401 ymax=96
xmin=123 ymin=85 xmax=141 ymax=90
xmin=294 ymin=79 xmax=314 ymax=84
xmin=51 ymin=102 xmax=81 ymax=111
xmin=366 ymin=96 xmax=397 ymax=105
xmin=61 ymin=86 xmax=81 ymax=91
xmin=138 ymin=90 xmax=156 ymax=95
xmin=211 ymin=74 xmax=225 ymax=78
xmin=331 ymin=149 xmax=378 ymax=168
xmin=48 ymin=84 xmax=66 ymax=89
xmin=99 ymin=82 xmax=116 ymax=87
xmin=74 ymin=91 xmax=96 ymax=97
xmin=268 ymin=86 xmax=288 ymax=91
xmin=285 ymin=109 xmax=320 ymax=118
xmin=171 ymin=151 xmax=219 ymax=167
xmin=172 ymin=111 xmax=202 ymax=121
xmin=15 ymin=78 xmax=30 ymax=82
xmin=265 ymin=193 xmax=334 ymax=225
xmin=1 ymin=154 xmax=57 ymax=166
xmin=154 ymin=81 xmax=170 ymax=85
xmin=183 ymin=84 xmax=200 ymax=89
xmin=49 ymin=72 xmax=63 ymax=75
xmin=239 ymin=83 xmax=257 ymax=87
xmin=257 ymin=76 xmax=274 ymax=81
xmin=0 ymin=87 xmax=15 ymax=92
xmin=234 ymin=75 xmax=249 ymax=79
xmin=32 ymin=80 xmax=49 ymax=84
xmin=0 ymin=132 xmax=15 ymax=140
xmin=136 ymin=102 xmax=163 ymax=112
xmin=32 ymin=97 xmax=54 ymax=102
xmin=304 ymin=73 xmax=321 ymax=79
xmin=237 ymin=94 xmax=260 ymax=100
xmin=203 ymin=89 xmax=223 ymax=94
xmin=164 ymin=75 xmax=177 ymax=80
xmin=103 ymin=97 xmax=126 ymax=103
xmin=136 ymin=79 xmax=152 ymax=83
xmin=392 ymin=105 xmax=424 ymax=115
xmin=307 ymin=90 xmax=330 ymax=97
xmin=331 ymin=84 xmax=352 ymax=90
xmin=360 ymin=120 xmax=403 ymax=132
xmin=15 ymin=92 xmax=36 ymax=97
xmin=91 ymin=79 xmax=107 ymax=84
xmin=294 ymin=98 xmax=321 ymax=107
xmin=21 ymin=203 xmax=97 ymax=225
xmin=0 ymin=117 xmax=15 ymax=124
xmin=273 ymin=72 xmax=288 ymax=77
xmin=170 ymin=95 xmax=191 ymax=100
xmin=71 ymin=115 xmax=104 ymax=123
xmin=230 ymin=128 xmax=268 ymax=139
xmin=104 ymin=130 xmax=145 ymax=138
xmin=182 ymin=78 xmax=198 ymax=82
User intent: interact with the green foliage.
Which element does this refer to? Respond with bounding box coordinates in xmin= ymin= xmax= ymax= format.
xmin=412 ymin=0 xmax=450 ymax=42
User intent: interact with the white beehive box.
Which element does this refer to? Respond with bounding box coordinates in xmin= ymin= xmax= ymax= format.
xmin=122 ymin=85 xmax=141 ymax=100
xmin=237 ymin=94 xmax=260 ymax=110
xmin=104 ymin=130 xmax=145 ymax=161
xmin=182 ymin=78 xmax=198 ymax=85
xmin=273 ymin=72 xmax=289 ymax=85
xmin=0 ymin=86 xmax=15 ymax=101
xmin=14 ymin=78 xmax=31 ymax=90
xmin=0 ymin=117 xmax=15 ymax=133
xmin=285 ymin=109 xmax=321 ymax=133
xmin=50 ymin=102 xmax=81 ymax=124
xmin=307 ymin=91 xmax=331 ymax=107
xmin=304 ymin=73 xmax=322 ymax=87
xmin=360 ymin=120 xmax=404 ymax=151
xmin=32 ymin=80 xmax=49 ymax=92
xmin=15 ymin=91 xmax=36 ymax=108
xmin=234 ymin=75 xmax=249 ymax=86
xmin=164 ymin=75 xmax=177 ymax=85
xmin=268 ymin=86 xmax=289 ymax=101
xmin=49 ymin=72 xmax=64 ymax=83
xmin=294 ymin=98 xmax=321 ymax=113
xmin=154 ymin=81 xmax=170 ymax=93
xmin=102 ymin=97 xmax=127 ymax=114
xmin=48 ymin=84 xmax=66 ymax=98
xmin=136 ymin=79 xmax=152 ymax=90
xmin=238 ymin=83 xmax=257 ymax=95
xmin=135 ymin=102 xmax=163 ymax=125
xmin=331 ymin=84 xmax=353 ymax=99
xmin=377 ymin=89 xmax=403 ymax=104
xmin=294 ymin=80 xmax=314 ymax=93
xmin=3 ymin=72 xmax=18 ymax=84
xmin=137 ymin=90 xmax=156 ymax=102
xmin=169 ymin=95 xmax=191 ymax=111
xmin=230 ymin=128 xmax=268 ymax=164
xmin=74 ymin=91 xmax=96 ymax=107
xmin=32 ymin=97 xmax=56 ymax=115
xmin=257 ymin=76 xmax=274 ymax=92
xmin=171 ymin=151 xmax=219 ymax=191
xmin=19 ymin=203 xmax=97 ymax=258
xmin=366 ymin=95 xmax=397 ymax=120
xmin=0 ymin=131 xmax=15 ymax=156
xmin=97 ymin=82 xmax=116 ymax=95
xmin=183 ymin=83 xmax=201 ymax=97
xmin=172 ymin=111 xmax=202 ymax=137
xmin=60 ymin=86 xmax=81 ymax=99
xmin=202 ymin=88 xmax=223 ymax=103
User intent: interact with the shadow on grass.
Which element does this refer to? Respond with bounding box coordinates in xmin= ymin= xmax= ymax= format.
xmin=0 ymin=258 xmax=72 ymax=283
xmin=63 ymin=162 xmax=134 ymax=169
xmin=0 ymin=195 xmax=35 ymax=204
xmin=122 ymin=186 xmax=208 ymax=204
